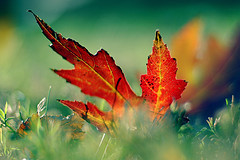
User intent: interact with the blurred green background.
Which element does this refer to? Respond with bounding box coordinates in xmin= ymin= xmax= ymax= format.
xmin=0 ymin=0 xmax=239 ymax=116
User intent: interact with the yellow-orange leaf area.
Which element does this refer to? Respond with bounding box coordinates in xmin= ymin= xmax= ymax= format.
xmin=29 ymin=10 xmax=187 ymax=134
xmin=170 ymin=18 xmax=233 ymax=113
xmin=140 ymin=31 xmax=187 ymax=120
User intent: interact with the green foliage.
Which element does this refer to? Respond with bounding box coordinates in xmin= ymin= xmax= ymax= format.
xmin=0 ymin=103 xmax=15 ymax=133
xmin=0 ymin=96 xmax=240 ymax=159
xmin=195 ymin=96 xmax=240 ymax=160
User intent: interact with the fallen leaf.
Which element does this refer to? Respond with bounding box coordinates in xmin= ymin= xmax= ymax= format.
xmin=16 ymin=113 xmax=39 ymax=138
xmin=16 ymin=113 xmax=85 ymax=140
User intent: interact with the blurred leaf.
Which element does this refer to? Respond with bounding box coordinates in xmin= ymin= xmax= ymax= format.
xmin=171 ymin=18 xmax=202 ymax=84
xmin=171 ymin=18 xmax=240 ymax=117
xmin=0 ymin=20 xmax=19 ymax=66
xmin=37 ymin=97 xmax=46 ymax=118
xmin=16 ymin=113 xmax=39 ymax=138
xmin=4 ymin=102 xmax=8 ymax=115
xmin=59 ymin=100 xmax=115 ymax=134
xmin=16 ymin=113 xmax=85 ymax=140
xmin=0 ymin=108 xmax=5 ymax=121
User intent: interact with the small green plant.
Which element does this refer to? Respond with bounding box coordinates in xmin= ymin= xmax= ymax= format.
xmin=0 ymin=103 xmax=15 ymax=134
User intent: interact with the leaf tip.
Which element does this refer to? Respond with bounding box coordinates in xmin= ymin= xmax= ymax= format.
xmin=50 ymin=68 xmax=58 ymax=73
xmin=155 ymin=30 xmax=162 ymax=42
xmin=27 ymin=9 xmax=33 ymax=13
xmin=27 ymin=10 xmax=37 ymax=17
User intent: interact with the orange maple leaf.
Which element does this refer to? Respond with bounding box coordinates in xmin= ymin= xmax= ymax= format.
xmin=29 ymin=11 xmax=187 ymax=133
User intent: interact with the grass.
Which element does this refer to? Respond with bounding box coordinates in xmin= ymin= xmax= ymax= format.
xmin=0 ymin=95 xmax=239 ymax=159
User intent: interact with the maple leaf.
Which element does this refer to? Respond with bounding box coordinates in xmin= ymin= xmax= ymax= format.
xmin=140 ymin=31 xmax=187 ymax=120
xmin=28 ymin=10 xmax=142 ymax=133
xmin=30 ymin=10 xmax=139 ymax=109
xmin=29 ymin=11 xmax=187 ymax=133
xmin=29 ymin=11 xmax=141 ymax=105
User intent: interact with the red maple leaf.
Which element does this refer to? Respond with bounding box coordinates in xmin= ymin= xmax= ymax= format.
xmin=29 ymin=11 xmax=187 ymax=133
xmin=140 ymin=31 xmax=187 ymax=120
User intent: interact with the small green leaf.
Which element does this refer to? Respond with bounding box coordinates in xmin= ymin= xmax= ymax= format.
xmin=195 ymin=127 xmax=208 ymax=137
xmin=225 ymin=98 xmax=229 ymax=106
xmin=0 ymin=109 xmax=5 ymax=121
xmin=4 ymin=102 xmax=8 ymax=115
